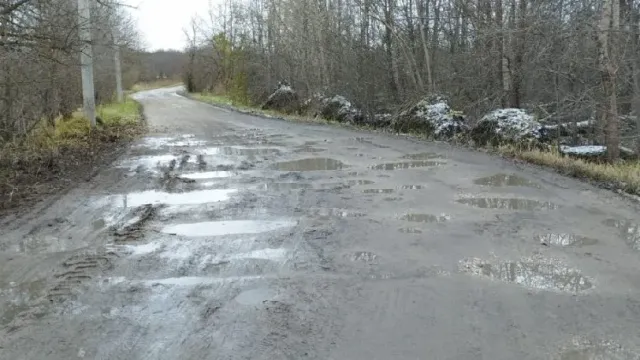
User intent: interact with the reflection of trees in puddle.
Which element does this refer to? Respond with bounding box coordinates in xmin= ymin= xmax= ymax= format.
xmin=461 ymin=258 xmax=592 ymax=293
xmin=474 ymin=173 xmax=539 ymax=188
xmin=535 ymin=234 xmax=598 ymax=247
xmin=369 ymin=161 xmax=442 ymax=170
xmin=457 ymin=197 xmax=559 ymax=210
xmin=604 ymin=219 xmax=640 ymax=250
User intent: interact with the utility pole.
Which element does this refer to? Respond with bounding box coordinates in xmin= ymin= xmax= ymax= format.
xmin=113 ymin=29 xmax=124 ymax=103
xmin=77 ymin=0 xmax=96 ymax=127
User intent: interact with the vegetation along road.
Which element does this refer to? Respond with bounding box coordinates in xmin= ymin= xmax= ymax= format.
xmin=0 ymin=87 xmax=639 ymax=359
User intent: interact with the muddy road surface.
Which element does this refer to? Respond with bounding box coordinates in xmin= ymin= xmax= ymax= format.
xmin=2 ymin=87 xmax=640 ymax=359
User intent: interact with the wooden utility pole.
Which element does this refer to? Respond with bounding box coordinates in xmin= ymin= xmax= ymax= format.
xmin=77 ymin=0 xmax=96 ymax=127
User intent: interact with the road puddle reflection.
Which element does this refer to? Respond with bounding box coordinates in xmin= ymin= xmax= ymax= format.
xmin=474 ymin=173 xmax=538 ymax=187
xmin=162 ymin=220 xmax=296 ymax=237
xmin=457 ymin=197 xmax=558 ymax=210
xmin=272 ymin=158 xmax=348 ymax=171
xmin=369 ymin=160 xmax=442 ymax=170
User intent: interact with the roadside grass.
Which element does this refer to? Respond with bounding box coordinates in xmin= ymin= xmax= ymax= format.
xmin=130 ymin=79 xmax=182 ymax=92
xmin=0 ymin=98 xmax=145 ymax=212
xmin=500 ymin=146 xmax=640 ymax=195
xmin=189 ymin=90 xmax=640 ymax=197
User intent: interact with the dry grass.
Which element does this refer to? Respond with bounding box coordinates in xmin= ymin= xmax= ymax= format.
xmin=0 ymin=98 xmax=144 ymax=211
xmin=130 ymin=79 xmax=182 ymax=92
xmin=501 ymin=146 xmax=640 ymax=195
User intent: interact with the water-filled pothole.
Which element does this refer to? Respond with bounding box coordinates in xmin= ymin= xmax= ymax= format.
xmin=400 ymin=213 xmax=450 ymax=223
xmin=604 ymin=219 xmax=640 ymax=250
xmin=272 ymin=158 xmax=348 ymax=171
xmin=349 ymin=251 xmax=378 ymax=263
xmin=399 ymin=228 xmax=423 ymax=234
xmin=369 ymin=161 xmax=442 ymax=170
xmin=235 ymin=287 xmax=276 ymax=305
xmin=456 ymin=197 xmax=558 ymax=210
xmin=181 ymin=171 xmax=236 ymax=179
xmin=535 ymin=234 xmax=598 ymax=247
xmin=162 ymin=220 xmax=296 ymax=237
xmin=401 ymin=152 xmax=442 ymax=160
xmin=459 ymin=257 xmax=593 ymax=293
xmin=123 ymin=189 xmax=237 ymax=207
xmin=474 ymin=173 xmax=538 ymax=187
xmin=346 ymin=180 xmax=375 ymax=186
xmin=399 ymin=185 xmax=425 ymax=190
xmin=363 ymin=189 xmax=395 ymax=194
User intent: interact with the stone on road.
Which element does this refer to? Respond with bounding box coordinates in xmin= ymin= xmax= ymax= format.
xmin=1 ymin=87 xmax=640 ymax=359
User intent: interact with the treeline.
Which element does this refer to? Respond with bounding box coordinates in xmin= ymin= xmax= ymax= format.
xmin=0 ymin=0 xmax=176 ymax=143
xmin=184 ymin=0 xmax=640 ymax=160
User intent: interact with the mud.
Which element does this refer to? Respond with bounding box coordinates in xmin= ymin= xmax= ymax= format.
xmin=603 ymin=219 xmax=640 ymax=250
xmin=3 ymin=87 xmax=640 ymax=360
xmin=456 ymin=197 xmax=559 ymax=210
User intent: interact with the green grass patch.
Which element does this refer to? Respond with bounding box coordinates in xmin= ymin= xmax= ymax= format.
xmin=0 ymin=98 xmax=145 ymax=211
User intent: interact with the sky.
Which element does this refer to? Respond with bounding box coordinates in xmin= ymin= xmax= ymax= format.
xmin=123 ymin=0 xmax=214 ymax=51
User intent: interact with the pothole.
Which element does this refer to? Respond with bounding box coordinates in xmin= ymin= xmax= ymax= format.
xmin=235 ymin=287 xmax=276 ymax=305
xmin=399 ymin=185 xmax=425 ymax=190
xmin=401 ymin=152 xmax=442 ymax=160
xmin=363 ymin=189 xmax=395 ymax=194
xmin=399 ymin=228 xmax=423 ymax=234
xmin=272 ymin=158 xmax=348 ymax=171
xmin=181 ymin=171 xmax=236 ymax=179
xmin=536 ymin=234 xmax=598 ymax=247
xmin=162 ymin=220 xmax=296 ymax=237
xmin=349 ymin=251 xmax=379 ymax=263
xmin=456 ymin=197 xmax=559 ymax=210
xmin=458 ymin=256 xmax=593 ymax=293
xmin=120 ymin=189 xmax=237 ymax=207
xmin=369 ymin=161 xmax=442 ymax=170
xmin=603 ymin=219 xmax=640 ymax=250
xmin=474 ymin=173 xmax=538 ymax=187
xmin=346 ymin=180 xmax=375 ymax=186
xmin=400 ymin=213 xmax=450 ymax=223
xmin=556 ymin=337 xmax=640 ymax=360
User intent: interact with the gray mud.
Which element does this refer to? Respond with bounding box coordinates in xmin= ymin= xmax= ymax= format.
xmin=2 ymin=86 xmax=640 ymax=360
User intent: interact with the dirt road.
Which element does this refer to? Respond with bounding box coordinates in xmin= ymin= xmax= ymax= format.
xmin=2 ymin=87 xmax=640 ymax=359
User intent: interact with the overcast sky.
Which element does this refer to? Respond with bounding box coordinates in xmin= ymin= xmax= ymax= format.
xmin=124 ymin=0 xmax=213 ymax=51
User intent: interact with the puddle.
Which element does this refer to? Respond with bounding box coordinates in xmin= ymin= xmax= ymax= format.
xmin=162 ymin=220 xmax=296 ymax=237
xmin=235 ymin=287 xmax=276 ymax=305
xmin=272 ymin=158 xmax=348 ymax=171
xmin=399 ymin=228 xmax=423 ymax=234
xmin=369 ymin=161 xmax=442 ymax=170
xmin=118 ymin=155 xmax=180 ymax=170
xmin=120 ymin=189 xmax=237 ymax=207
xmin=144 ymin=275 xmax=264 ymax=287
xmin=181 ymin=171 xmax=236 ymax=179
xmin=456 ymin=197 xmax=559 ymax=210
xmin=261 ymin=183 xmax=311 ymax=191
xmin=294 ymin=147 xmax=327 ymax=153
xmin=401 ymin=152 xmax=441 ymax=160
xmin=137 ymin=136 xmax=206 ymax=149
xmin=349 ymin=251 xmax=378 ymax=263
xmin=536 ymin=234 xmax=598 ymax=247
xmin=459 ymin=257 xmax=593 ymax=293
xmin=346 ymin=180 xmax=375 ymax=186
xmin=474 ymin=173 xmax=538 ymax=187
xmin=399 ymin=185 xmax=424 ymax=190
xmin=363 ymin=189 xmax=394 ymax=194
xmin=348 ymin=171 xmax=365 ymax=176
xmin=400 ymin=213 xmax=450 ymax=223
xmin=603 ymin=219 xmax=640 ymax=250
xmin=227 ymin=248 xmax=288 ymax=261
xmin=305 ymin=208 xmax=366 ymax=218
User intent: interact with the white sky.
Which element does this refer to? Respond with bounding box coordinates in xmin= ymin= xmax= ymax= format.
xmin=124 ymin=0 xmax=214 ymax=51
